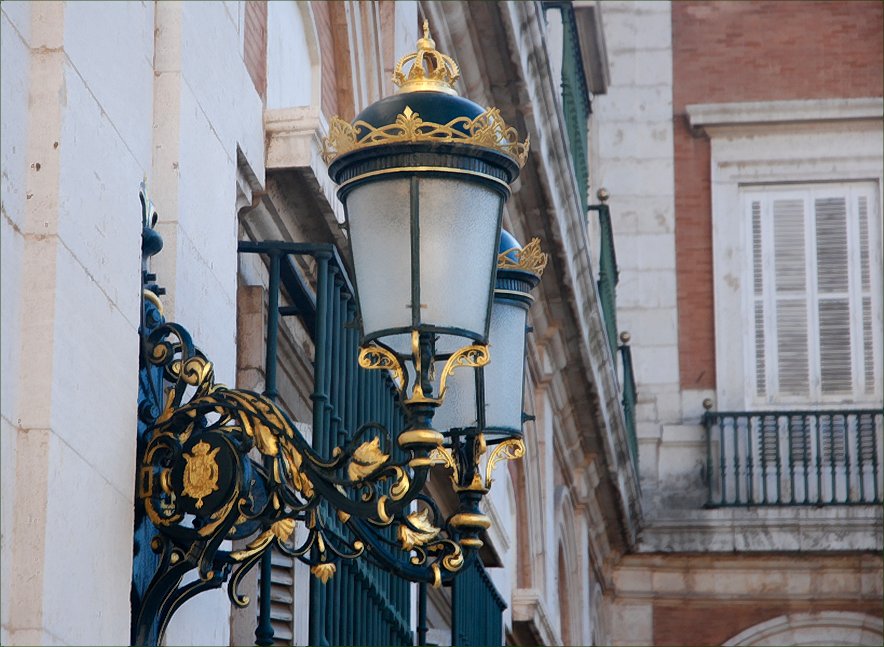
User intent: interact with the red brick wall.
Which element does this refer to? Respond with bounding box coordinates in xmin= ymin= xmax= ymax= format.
xmin=653 ymin=599 xmax=883 ymax=646
xmin=672 ymin=1 xmax=884 ymax=389
xmin=244 ymin=1 xmax=267 ymax=100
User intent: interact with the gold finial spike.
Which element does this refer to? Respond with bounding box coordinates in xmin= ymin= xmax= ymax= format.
xmin=619 ymin=331 xmax=631 ymax=344
xmin=597 ymin=187 xmax=610 ymax=203
xmin=392 ymin=21 xmax=460 ymax=95
xmin=702 ymin=398 xmax=714 ymax=411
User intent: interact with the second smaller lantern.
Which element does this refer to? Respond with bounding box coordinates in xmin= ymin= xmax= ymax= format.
xmin=434 ymin=231 xmax=547 ymax=442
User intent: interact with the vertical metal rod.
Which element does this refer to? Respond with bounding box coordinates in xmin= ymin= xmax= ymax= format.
xmin=802 ymin=415 xmax=810 ymax=504
xmin=256 ymin=251 xmax=281 ymax=647
xmin=760 ymin=416 xmax=769 ymax=504
xmin=309 ymin=254 xmax=331 ymax=647
xmin=417 ymin=582 xmax=428 ymax=646
xmin=745 ymin=416 xmax=754 ymax=504
xmin=844 ymin=414 xmax=852 ymax=503
xmin=815 ymin=413 xmax=823 ymax=504
xmin=704 ymin=411 xmax=713 ymax=506
xmin=774 ymin=414 xmax=782 ymax=504
xmin=788 ymin=414 xmax=797 ymax=504
xmin=719 ymin=416 xmax=727 ymax=506
xmin=872 ymin=413 xmax=881 ymax=503
xmin=857 ymin=413 xmax=866 ymax=503
xmin=829 ymin=414 xmax=837 ymax=503
xmin=732 ymin=416 xmax=741 ymax=505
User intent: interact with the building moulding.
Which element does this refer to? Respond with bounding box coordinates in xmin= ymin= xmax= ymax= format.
xmin=723 ymin=611 xmax=884 ymax=647
xmin=686 ymin=97 xmax=884 ymax=135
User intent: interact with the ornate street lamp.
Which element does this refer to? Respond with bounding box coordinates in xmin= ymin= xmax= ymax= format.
xmin=132 ymin=24 xmax=541 ymax=646
xmin=432 ymin=232 xmax=546 ymax=505
xmin=434 ymin=231 xmax=546 ymax=441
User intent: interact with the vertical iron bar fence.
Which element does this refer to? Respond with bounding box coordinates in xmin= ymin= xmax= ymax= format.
xmin=703 ymin=409 xmax=884 ymax=507
xmin=239 ymin=242 xmax=412 ymax=646
xmin=541 ymin=0 xmax=591 ymax=212
xmin=451 ymin=559 xmax=507 ymax=647
xmin=619 ymin=339 xmax=638 ymax=472
xmin=589 ymin=200 xmax=619 ymax=359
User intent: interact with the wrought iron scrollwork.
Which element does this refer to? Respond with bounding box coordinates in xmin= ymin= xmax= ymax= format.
xmin=132 ymin=191 xmax=492 ymax=646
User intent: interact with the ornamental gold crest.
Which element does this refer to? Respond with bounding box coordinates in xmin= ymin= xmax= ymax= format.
xmin=182 ymin=440 xmax=220 ymax=509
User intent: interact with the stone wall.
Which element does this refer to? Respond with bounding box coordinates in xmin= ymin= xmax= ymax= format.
xmin=609 ymin=553 xmax=883 ymax=646
xmin=0 ymin=1 xmax=264 ymax=643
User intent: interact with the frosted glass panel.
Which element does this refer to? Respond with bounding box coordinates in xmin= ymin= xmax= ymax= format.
xmin=345 ymin=179 xmax=412 ymax=339
xmin=433 ymin=361 xmax=478 ymax=432
xmin=484 ymin=301 xmax=528 ymax=432
xmin=418 ymin=178 xmax=502 ymax=340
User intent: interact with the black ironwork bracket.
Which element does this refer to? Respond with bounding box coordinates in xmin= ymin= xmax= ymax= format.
xmin=131 ymin=194 xmax=510 ymax=646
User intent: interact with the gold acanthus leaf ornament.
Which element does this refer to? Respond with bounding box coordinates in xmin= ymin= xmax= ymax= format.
xmin=348 ymin=437 xmax=388 ymax=481
xmin=229 ymin=518 xmax=295 ymax=561
xmin=321 ymin=107 xmax=529 ymax=168
xmin=398 ymin=509 xmax=441 ymax=550
xmin=484 ymin=438 xmax=525 ymax=489
xmin=311 ymin=563 xmax=336 ymax=584
xmin=498 ymin=237 xmax=548 ymax=276
xmin=357 ymin=345 xmax=405 ymax=390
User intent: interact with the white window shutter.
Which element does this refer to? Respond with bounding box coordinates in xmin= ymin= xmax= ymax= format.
xmin=857 ymin=195 xmax=876 ymax=396
xmin=814 ymin=196 xmax=853 ymax=395
xmin=744 ymin=182 xmax=881 ymax=406
xmin=772 ymin=197 xmax=810 ymax=397
xmin=751 ymin=200 xmax=767 ymax=398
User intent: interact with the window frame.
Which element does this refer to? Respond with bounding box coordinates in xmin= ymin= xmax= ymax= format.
xmin=686 ymin=98 xmax=884 ymax=411
xmin=742 ymin=182 xmax=879 ymax=405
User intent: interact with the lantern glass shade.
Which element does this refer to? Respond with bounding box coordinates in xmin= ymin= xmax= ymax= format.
xmin=432 ymin=357 xmax=478 ymax=432
xmin=483 ymin=297 xmax=529 ymax=435
xmin=346 ymin=178 xmax=412 ymax=345
xmin=433 ymin=294 xmax=529 ymax=438
xmin=343 ymin=174 xmax=504 ymax=355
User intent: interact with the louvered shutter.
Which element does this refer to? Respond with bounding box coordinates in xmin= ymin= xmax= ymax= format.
xmin=814 ymin=196 xmax=852 ymax=395
xmin=772 ymin=196 xmax=810 ymax=396
xmin=746 ymin=183 xmax=881 ymax=405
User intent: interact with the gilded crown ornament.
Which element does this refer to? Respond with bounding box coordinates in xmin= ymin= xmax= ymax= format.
xmin=498 ymin=237 xmax=549 ymax=276
xmin=392 ymin=20 xmax=460 ymax=95
xmin=321 ymin=22 xmax=529 ymax=169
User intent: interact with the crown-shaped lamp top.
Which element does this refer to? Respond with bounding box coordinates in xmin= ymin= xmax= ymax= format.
xmin=392 ymin=21 xmax=460 ymax=95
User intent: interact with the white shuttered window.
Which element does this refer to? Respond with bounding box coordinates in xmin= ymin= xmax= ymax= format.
xmin=746 ymin=183 xmax=882 ymax=405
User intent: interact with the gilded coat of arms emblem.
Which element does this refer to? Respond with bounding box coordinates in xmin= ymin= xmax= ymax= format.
xmin=182 ymin=440 xmax=220 ymax=509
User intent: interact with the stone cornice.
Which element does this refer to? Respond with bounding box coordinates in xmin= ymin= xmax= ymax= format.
xmin=687 ymin=97 xmax=884 ymax=136
xmin=638 ymin=506 xmax=884 ymax=553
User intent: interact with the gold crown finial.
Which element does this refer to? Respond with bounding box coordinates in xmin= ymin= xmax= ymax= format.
xmin=498 ymin=238 xmax=548 ymax=276
xmin=392 ymin=21 xmax=460 ymax=95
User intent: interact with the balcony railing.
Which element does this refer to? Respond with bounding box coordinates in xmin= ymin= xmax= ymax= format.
xmin=703 ymin=408 xmax=884 ymax=507
xmin=619 ymin=333 xmax=638 ymax=472
xmin=552 ymin=0 xmax=591 ymax=212
xmin=451 ymin=560 xmax=506 ymax=647
xmin=588 ymin=196 xmax=619 ymax=358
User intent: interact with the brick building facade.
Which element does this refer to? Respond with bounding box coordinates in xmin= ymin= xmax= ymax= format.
xmin=594 ymin=2 xmax=883 ymax=645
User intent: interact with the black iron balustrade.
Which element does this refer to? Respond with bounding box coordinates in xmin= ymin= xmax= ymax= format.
xmin=588 ymin=192 xmax=619 ymax=359
xmin=703 ymin=408 xmax=883 ymax=507
xmin=545 ymin=0 xmax=591 ymax=212
xmin=619 ymin=332 xmax=638 ymax=473
xmin=451 ymin=559 xmax=507 ymax=647
xmin=239 ymin=241 xmax=412 ymax=647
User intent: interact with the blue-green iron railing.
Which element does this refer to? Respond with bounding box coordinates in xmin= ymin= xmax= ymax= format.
xmin=703 ymin=409 xmax=884 ymax=507
xmin=588 ymin=199 xmax=619 ymax=359
xmin=451 ymin=559 xmax=507 ymax=647
xmin=619 ymin=336 xmax=638 ymax=472
xmin=554 ymin=1 xmax=591 ymax=213
xmin=239 ymin=242 xmax=411 ymax=647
